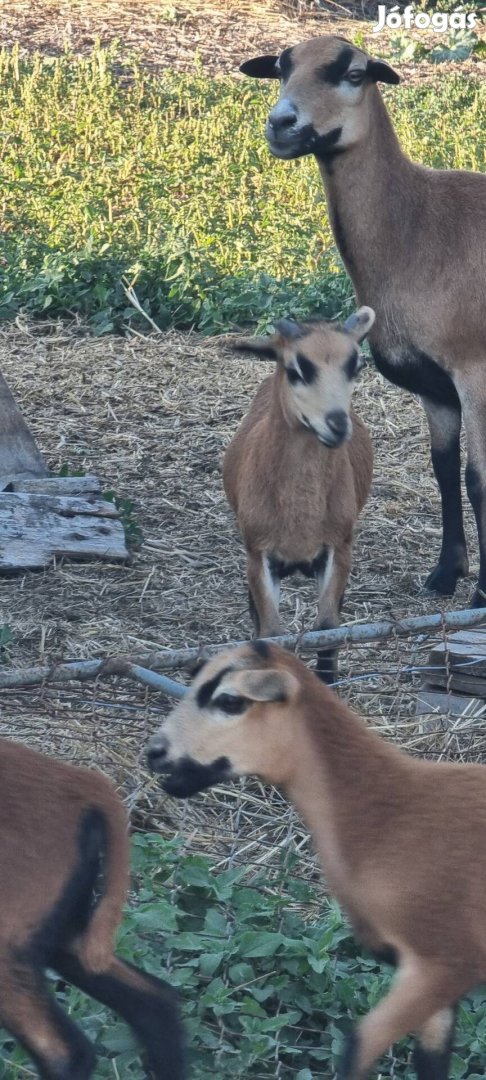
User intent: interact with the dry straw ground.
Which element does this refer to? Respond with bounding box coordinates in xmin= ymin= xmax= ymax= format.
xmin=1 ymin=316 xmax=484 ymax=868
xmin=1 ymin=0 xmax=486 ymax=870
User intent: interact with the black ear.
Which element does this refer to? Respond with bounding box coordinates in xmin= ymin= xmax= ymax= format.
xmin=232 ymin=337 xmax=279 ymax=361
xmin=367 ymin=59 xmax=400 ymax=85
xmin=240 ymin=55 xmax=280 ymax=79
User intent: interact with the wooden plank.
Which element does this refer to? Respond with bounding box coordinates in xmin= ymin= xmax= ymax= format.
xmin=424 ymin=671 xmax=486 ymax=697
xmin=0 ymin=492 xmax=128 ymax=568
xmin=416 ymin=686 xmax=485 ymax=722
xmin=0 ymin=475 xmax=102 ymax=496
xmin=0 ymin=371 xmax=47 ymax=478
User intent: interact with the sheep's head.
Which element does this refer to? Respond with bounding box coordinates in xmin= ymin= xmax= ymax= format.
xmin=232 ymin=306 xmax=375 ymax=448
xmin=240 ymin=35 xmax=399 ymax=162
xmin=147 ymin=642 xmax=304 ymax=797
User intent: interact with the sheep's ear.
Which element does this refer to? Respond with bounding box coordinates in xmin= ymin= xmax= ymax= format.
xmin=273 ymin=318 xmax=304 ymax=341
xmin=233 ymin=668 xmax=300 ymax=703
xmin=343 ymin=306 xmax=375 ymax=342
xmin=367 ymin=59 xmax=400 ymax=85
xmin=240 ymin=55 xmax=280 ymax=79
xmin=232 ymin=336 xmax=279 ymax=361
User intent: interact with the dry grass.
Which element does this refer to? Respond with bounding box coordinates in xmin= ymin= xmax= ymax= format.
xmin=0 ymin=317 xmax=483 ymax=874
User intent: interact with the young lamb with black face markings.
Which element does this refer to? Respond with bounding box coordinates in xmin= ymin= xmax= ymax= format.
xmin=148 ymin=638 xmax=486 ymax=1080
xmin=0 ymin=739 xmax=185 ymax=1080
xmin=240 ymin=35 xmax=486 ymax=608
xmin=222 ymin=308 xmax=374 ymax=681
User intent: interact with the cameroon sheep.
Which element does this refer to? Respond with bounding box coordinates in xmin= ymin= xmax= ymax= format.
xmin=223 ymin=308 xmax=374 ymax=680
xmin=240 ymin=35 xmax=486 ymax=607
xmin=149 ymin=639 xmax=486 ymax=1080
xmin=0 ymin=738 xmax=185 ymax=1079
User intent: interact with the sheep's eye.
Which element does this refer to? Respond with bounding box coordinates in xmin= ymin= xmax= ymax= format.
xmin=345 ymin=69 xmax=365 ymax=85
xmin=213 ymin=693 xmax=248 ymax=715
xmin=286 ymin=365 xmax=303 ymax=385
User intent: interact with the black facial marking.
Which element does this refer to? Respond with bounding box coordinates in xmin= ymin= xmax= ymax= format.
xmin=252 ymin=639 xmax=271 ymax=660
xmin=188 ymin=656 xmax=209 ymax=678
xmin=319 ymin=46 xmax=354 ymax=85
xmin=295 ymin=352 xmax=317 ymax=384
xmin=312 ymin=125 xmax=343 ymax=165
xmin=162 ymin=755 xmax=231 ymax=798
xmin=286 ymin=365 xmax=303 ymax=386
xmin=196 ymin=666 xmax=233 ymax=708
xmin=343 ymin=349 xmax=359 ymax=380
xmin=279 ymin=47 xmax=293 ymax=81
xmin=371 ymin=346 xmax=460 ymax=408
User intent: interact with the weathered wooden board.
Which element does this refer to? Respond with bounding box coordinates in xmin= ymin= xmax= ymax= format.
xmin=416 ymin=685 xmax=485 ymax=724
xmin=0 ymin=371 xmax=47 ymax=479
xmin=0 ymin=475 xmax=102 ymax=496
xmin=417 ymin=627 xmax=486 ymax=721
xmin=0 ymin=491 xmax=128 ymax=569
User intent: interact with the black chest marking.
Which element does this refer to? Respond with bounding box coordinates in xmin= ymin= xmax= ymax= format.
xmin=269 ymin=549 xmax=328 ymax=581
xmin=371 ymin=346 xmax=460 ymax=409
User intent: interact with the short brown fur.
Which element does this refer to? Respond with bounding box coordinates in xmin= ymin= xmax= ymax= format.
xmin=241 ymin=34 xmax=486 ymax=606
xmin=222 ymin=312 xmax=374 ymax=679
xmin=150 ymin=644 xmax=486 ymax=1078
xmin=0 ymin=739 xmax=185 ymax=1079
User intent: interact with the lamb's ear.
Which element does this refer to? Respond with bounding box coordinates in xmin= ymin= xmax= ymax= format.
xmin=232 ymin=668 xmax=300 ymax=703
xmin=343 ymin=306 xmax=375 ymax=342
xmin=240 ymin=54 xmax=280 ymax=79
xmin=232 ymin=336 xmax=280 ymax=361
xmin=367 ymin=59 xmax=400 ymax=85
xmin=273 ymin=318 xmax=304 ymax=341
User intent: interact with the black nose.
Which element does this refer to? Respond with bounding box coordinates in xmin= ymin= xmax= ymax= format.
xmin=269 ymin=107 xmax=298 ymax=132
xmin=326 ymin=410 xmax=348 ymax=438
xmin=147 ymin=738 xmax=169 ymax=773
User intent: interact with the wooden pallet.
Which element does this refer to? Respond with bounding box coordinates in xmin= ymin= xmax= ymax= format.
xmin=417 ymin=627 xmax=486 ymax=719
xmin=0 ymin=370 xmax=129 ymax=569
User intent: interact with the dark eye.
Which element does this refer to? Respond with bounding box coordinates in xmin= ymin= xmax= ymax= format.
xmin=345 ymin=69 xmax=365 ymax=85
xmin=286 ymin=365 xmax=303 ymax=385
xmin=213 ymin=693 xmax=248 ymax=715
xmin=344 ymin=349 xmax=363 ymax=379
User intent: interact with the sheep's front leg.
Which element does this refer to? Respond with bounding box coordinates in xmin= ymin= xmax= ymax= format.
xmin=413 ymin=1005 xmax=457 ymax=1080
xmin=314 ymin=544 xmax=351 ymax=683
xmin=421 ymin=396 xmax=468 ymax=596
xmin=246 ymin=552 xmax=283 ymax=637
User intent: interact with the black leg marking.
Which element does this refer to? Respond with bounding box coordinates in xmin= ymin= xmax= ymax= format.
xmin=465 ymin=463 xmax=486 ymax=607
xmin=413 ymin=1005 xmax=457 ymax=1080
xmin=425 ymin=439 xmax=468 ymax=596
xmin=0 ymin=962 xmax=96 ymax=1080
xmin=53 ymin=951 xmax=186 ymax=1080
xmin=338 ymin=1028 xmax=360 ymax=1080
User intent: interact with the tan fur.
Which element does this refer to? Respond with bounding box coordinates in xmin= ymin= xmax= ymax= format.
xmin=152 ymin=643 xmax=486 ymax=1077
xmin=243 ymin=34 xmax=486 ymax=603
xmin=222 ymin=314 xmax=373 ymax=674
xmin=0 ymin=739 xmax=185 ymax=1079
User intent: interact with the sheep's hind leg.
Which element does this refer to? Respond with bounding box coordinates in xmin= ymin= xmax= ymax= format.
xmin=413 ymin=1005 xmax=457 ymax=1080
xmin=314 ymin=545 xmax=350 ymax=684
xmin=0 ymin=955 xmax=95 ymax=1079
xmin=53 ymin=950 xmax=186 ymax=1080
xmin=421 ymin=396 xmax=468 ymax=596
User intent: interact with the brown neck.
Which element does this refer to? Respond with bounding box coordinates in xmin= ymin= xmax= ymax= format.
xmin=283 ymin=681 xmax=411 ymax=894
xmin=318 ymin=90 xmax=417 ymax=302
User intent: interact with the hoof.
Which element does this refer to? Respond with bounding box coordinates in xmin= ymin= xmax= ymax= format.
xmin=423 ymin=564 xmax=466 ymax=597
xmin=469 ymin=587 xmax=486 ymax=609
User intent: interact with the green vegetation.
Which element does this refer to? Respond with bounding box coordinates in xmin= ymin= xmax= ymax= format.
xmin=1 ymin=833 xmax=486 ymax=1078
xmin=0 ymin=47 xmax=485 ymax=334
